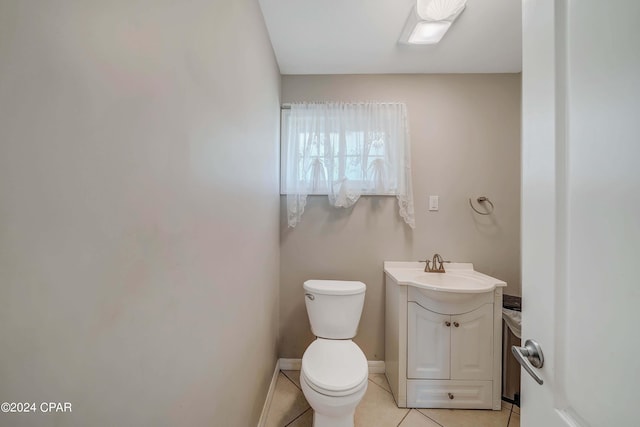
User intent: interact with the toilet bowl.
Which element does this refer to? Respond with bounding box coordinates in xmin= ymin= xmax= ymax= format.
xmin=301 ymin=280 xmax=368 ymax=427
xmin=301 ymin=339 xmax=368 ymax=427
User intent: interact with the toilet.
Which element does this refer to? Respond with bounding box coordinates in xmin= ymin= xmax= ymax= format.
xmin=300 ymin=280 xmax=368 ymax=427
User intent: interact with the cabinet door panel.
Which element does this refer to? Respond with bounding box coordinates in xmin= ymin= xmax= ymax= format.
xmin=451 ymin=304 xmax=493 ymax=380
xmin=407 ymin=302 xmax=450 ymax=379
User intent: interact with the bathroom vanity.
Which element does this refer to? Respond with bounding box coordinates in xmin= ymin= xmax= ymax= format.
xmin=384 ymin=262 xmax=506 ymax=410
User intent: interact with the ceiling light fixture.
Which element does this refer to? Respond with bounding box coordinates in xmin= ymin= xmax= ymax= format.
xmin=399 ymin=0 xmax=467 ymax=45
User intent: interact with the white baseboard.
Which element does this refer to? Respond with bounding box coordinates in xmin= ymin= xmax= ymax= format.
xmin=279 ymin=358 xmax=302 ymax=370
xmin=367 ymin=360 xmax=385 ymax=374
xmin=257 ymin=360 xmax=280 ymax=427
xmin=258 ymin=358 xmax=386 ymax=426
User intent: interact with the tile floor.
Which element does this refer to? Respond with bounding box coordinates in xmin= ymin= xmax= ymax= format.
xmin=265 ymin=371 xmax=520 ymax=427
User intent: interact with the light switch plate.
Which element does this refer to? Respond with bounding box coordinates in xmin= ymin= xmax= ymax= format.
xmin=429 ymin=195 xmax=439 ymax=211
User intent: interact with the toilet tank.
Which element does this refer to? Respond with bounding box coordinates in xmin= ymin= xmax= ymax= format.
xmin=303 ymin=280 xmax=366 ymax=339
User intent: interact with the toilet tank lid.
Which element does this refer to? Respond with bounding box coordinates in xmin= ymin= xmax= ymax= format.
xmin=303 ymin=280 xmax=366 ymax=296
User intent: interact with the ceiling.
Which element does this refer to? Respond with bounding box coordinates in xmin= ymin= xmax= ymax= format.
xmin=258 ymin=0 xmax=522 ymax=75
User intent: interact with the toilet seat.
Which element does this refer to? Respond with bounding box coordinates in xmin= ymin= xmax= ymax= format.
xmin=301 ymin=339 xmax=368 ymax=397
xmin=301 ymin=369 xmax=368 ymax=398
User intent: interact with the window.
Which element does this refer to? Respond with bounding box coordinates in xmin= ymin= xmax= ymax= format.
xmin=281 ymin=102 xmax=415 ymax=229
xmin=282 ymin=122 xmax=393 ymax=194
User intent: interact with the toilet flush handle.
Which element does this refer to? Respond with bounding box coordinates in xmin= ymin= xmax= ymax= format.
xmin=305 ymin=293 xmax=315 ymax=301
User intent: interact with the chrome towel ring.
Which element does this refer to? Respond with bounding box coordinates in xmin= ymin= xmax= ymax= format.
xmin=469 ymin=196 xmax=494 ymax=215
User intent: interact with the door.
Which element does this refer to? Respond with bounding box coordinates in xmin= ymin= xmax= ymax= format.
xmin=521 ymin=0 xmax=639 ymax=425
xmin=407 ymin=302 xmax=450 ymax=379
xmin=451 ymin=304 xmax=493 ymax=381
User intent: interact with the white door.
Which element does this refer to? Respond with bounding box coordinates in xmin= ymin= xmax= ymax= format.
xmin=521 ymin=0 xmax=639 ymax=426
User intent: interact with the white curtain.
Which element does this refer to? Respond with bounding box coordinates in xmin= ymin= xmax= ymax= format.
xmin=282 ymin=102 xmax=415 ymax=229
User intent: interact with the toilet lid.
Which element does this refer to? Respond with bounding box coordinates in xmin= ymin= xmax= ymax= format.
xmin=303 ymin=280 xmax=366 ymax=296
xmin=301 ymin=339 xmax=368 ymax=393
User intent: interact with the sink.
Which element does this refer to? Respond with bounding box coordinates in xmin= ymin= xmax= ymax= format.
xmin=384 ymin=261 xmax=507 ymax=295
xmin=409 ymin=272 xmax=489 ymax=292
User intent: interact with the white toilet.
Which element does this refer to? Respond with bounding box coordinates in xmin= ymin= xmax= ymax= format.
xmin=300 ymin=280 xmax=368 ymax=427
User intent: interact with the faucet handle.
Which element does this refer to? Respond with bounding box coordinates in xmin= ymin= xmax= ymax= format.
xmin=430 ymin=253 xmax=448 ymax=273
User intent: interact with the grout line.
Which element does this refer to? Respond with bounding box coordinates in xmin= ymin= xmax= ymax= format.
xmin=280 ymin=370 xmax=303 ymax=392
xmin=415 ymin=409 xmax=445 ymax=427
xmin=276 ymin=370 xmax=309 ymax=426
xmin=507 ymin=406 xmax=513 ymax=427
xmin=396 ymin=409 xmax=411 ymax=426
xmin=367 ymin=377 xmax=393 ymax=395
xmin=388 ymin=385 xmax=400 ymax=408
xmin=284 ymin=407 xmax=311 ymax=427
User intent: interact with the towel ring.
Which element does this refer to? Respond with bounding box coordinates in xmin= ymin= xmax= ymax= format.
xmin=469 ymin=196 xmax=494 ymax=215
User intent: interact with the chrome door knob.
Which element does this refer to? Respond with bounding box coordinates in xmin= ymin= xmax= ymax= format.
xmin=512 ymin=339 xmax=545 ymax=385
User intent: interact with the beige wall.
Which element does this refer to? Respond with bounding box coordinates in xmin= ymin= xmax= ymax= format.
xmin=280 ymin=74 xmax=521 ymax=360
xmin=0 ymin=1 xmax=280 ymax=426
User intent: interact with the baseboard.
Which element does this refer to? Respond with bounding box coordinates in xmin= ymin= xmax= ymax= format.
xmin=278 ymin=358 xmax=385 ymax=373
xmin=279 ymin=358 xmax=302 ymax=370
xmin=367 ymin=360 xmax=385 ymax=374
xmin=257 ymin=360 xmax=280 ymax=427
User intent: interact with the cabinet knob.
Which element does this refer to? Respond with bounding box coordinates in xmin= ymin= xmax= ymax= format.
xmin=453 ymin=322 xmax=460 ymax=328
xmin=448 ymin=393 xmax=454 ymax=400
xmin=445 ymin=321 xmax=451 ymax=327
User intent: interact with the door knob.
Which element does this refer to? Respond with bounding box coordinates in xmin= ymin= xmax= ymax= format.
xmin=512 ymin=339 xmax=545 ymax=385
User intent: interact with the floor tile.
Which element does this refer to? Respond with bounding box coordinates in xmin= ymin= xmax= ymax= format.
xmin=355 ymin=381 xmax=409 ymax=426
xmin=508 ymin=412 xmax=520 ymax=427
xmin=265 ymin=370 xmax=519 ymax=427
xmin=282 ymin=370 xmax=302 ymax=390
xmin=368 ymin=373 xmax=392 ymax=393
xmin=399 ymin=409 xmax=442 ymax=427
xmin=264 ymin=372 xmax=310 ymax=427
xmin=287 ymin=408 xmax=313 ymax=427
xmin=418 ymin=407 xmax=510 ymax=427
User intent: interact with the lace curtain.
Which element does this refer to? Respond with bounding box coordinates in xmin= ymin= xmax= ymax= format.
xmin=282 ymin=102 xmax=415 ymax=229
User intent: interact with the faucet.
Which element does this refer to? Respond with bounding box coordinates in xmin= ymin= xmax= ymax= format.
xmin=424 ymin=253 xmax=447 ymax=273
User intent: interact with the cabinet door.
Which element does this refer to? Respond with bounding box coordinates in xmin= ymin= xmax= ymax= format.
xmin=407 ymin=302 xmax=450 ymax=379
xmin=450 ymin=304 xmax=493 ymax=380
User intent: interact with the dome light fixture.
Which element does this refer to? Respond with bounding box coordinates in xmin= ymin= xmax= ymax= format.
xmin=399 ymin=0 xmax=467 ymax=45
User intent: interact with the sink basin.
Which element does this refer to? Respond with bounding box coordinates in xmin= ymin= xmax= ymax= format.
xmin=384 ymin=262 xmax=506 ymax=294
xmin=409 ymin=272 xmax=489 ymax=292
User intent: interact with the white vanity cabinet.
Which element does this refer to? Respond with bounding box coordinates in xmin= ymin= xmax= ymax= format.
xmin=408 ymin=302 xmax=494 ymax=381
xmin=384 ymin=262 xmax=506 ymax=410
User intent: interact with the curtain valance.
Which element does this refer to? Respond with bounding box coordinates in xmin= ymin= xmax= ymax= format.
xmin=282 ymin=102 xmax=415 ymax=229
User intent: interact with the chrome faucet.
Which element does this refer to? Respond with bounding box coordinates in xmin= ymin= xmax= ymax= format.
xmin=424 ymin=253 xmax=447 ymax=273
